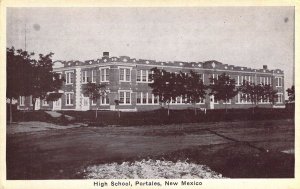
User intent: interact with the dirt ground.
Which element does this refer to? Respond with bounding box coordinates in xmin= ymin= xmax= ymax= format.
xmin=6 ymin=119 xmax=294 ymax=179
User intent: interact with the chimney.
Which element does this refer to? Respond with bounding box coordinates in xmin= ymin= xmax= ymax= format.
xmin=103 ymin=52 xmax=109 ymax=58
xmin=263 ymin=65 xmax=268 ymax=69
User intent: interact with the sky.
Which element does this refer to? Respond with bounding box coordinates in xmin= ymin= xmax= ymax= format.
xmin=7 ymin=7 xmax=294 ymax=94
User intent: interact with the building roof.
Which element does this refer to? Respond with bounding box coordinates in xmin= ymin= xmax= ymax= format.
xmin=53 ymin=55 xmax=284 ymax=74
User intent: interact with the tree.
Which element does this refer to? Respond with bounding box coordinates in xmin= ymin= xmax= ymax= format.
xmin=286 ymin=85 xmax=295 ymax=102
xmin=263 ymin=84 xmax=278 ymax=105
xmin=209 ymin=73 xmax=238 ymax=113
xmin=114 ymin=99 xmax=120 ymax=118
xmin=239 ymin=81 xmax=266 ymax=113
xmin=6 ymin=47 xmax=34 ymax=124
xmin=29 ymin=53 xmax=64 ymax=110
xmin=149 ymin=67 xmax=177 ymax=116
xmin=185 ymin=71 xmax=207 ymax=115
xmin=83 ymin=82 xmax=106 ymax=119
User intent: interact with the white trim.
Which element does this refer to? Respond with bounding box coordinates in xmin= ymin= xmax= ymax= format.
xmin=54 ymin=62 xmax=278 ymax=76
xmin=273 ymin=105 xmax=285 ymax=108
xmin=65 ymin=70 xmax=74 ymax=73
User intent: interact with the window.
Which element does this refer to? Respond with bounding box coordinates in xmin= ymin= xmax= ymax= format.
xmin=82 ymin=70 xmax=89 ymax=83
xmin=92 ymin=99 xmax=97 ymax=106
xmin=276 ymin=93 xmax=283 ymax=103
xmin=19 ymin=96 xmax=25 ymax=106
xmin=154 ymin=95 xmax=159 ymax=104
xmin=119 ymin=68 xmax=131 ymax=82
xmin=42 ymin=99 xmax=49 ymax=106
xmin=92 ymin=70 xmax=97 ymax=83
xmin=126 ymin=69 xmax=131 ymax=81
xmin=260 ymin=77 xmax=267 ymax=85
xmin=148 ymin=94 xmax=152 ymax=104
xmin=142 ymin=93 xmax=147 ymax=104
xmin=126 ymin=92 xmax=131 ymax=104
xmin=213 ymin=96 xmax=218 ymax=104
xmin=248 ymin=76 xmax=252 ymax=83
xmin=276 ymin=77 xmax=283 ymax=87
xmin=199 ymin=74 xmax=204 ymax=82
xmin=119 ymin=91 xmax=131 ymax=104
xmin=171 ymin=97 xmax=176 ymax=104
xmin=120 ymin=68 xmax=125 ymax=81
xmin=197 ymin=97 xmax=205 ymax=104
xmin=136 ymin=93 xmax=157 ymax=105
xmin=136 ymin=92 xmax=141 ymax=104
xmin=241 ymin=75 xmax=245 ymax=85
xmin=65 ymin=93 xmax=74 ymax=105
xmin=224 ymin=99 xmax=231 ymax=104
xmin=29 ymin=96 xmax=33 ymax=106
xmin=137 ymin=70 xmax=152 ymax=83
xmin=100 ymin=68 xmax=109 ymax=82
xmin=148 ymin=71 xmax=153 ymax=82
xmin=56 ymin=72 xmax=62 ymax=79
xmin=210 ymin=74 xmax=214 ymax=84
xmin=176 ymin=97 xmax=181 ymax=104
xmin=137 ymin=70 xmax=141 ymax=82
xmin=142 ymin=70 xmax=147 ymax=82
xmin=101 ymin=93 xmax=109 ymax=105
xmin=65 ymin=71 xmax=74 ymax=84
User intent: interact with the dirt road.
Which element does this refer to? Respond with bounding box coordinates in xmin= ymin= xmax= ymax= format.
xmin=6 ymin=119 xmax=294 ymax=179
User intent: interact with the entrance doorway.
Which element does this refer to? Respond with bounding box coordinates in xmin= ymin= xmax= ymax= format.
xmin=209 ymin=96 xmax=215 ymax=109
xmin=53 ymin=98 xmax=61 ymax=110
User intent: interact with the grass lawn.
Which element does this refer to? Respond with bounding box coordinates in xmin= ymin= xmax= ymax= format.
xmin=6 ymin=118 xmax=294 ymax=179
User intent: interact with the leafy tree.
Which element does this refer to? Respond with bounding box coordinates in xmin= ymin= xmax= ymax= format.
xmin=29 ymin=53 xmax=64 ymax=110
xmin=83 ymin=81 xmax=106 ymax=119
xmin=6 ymin=47 xmax=34 ymax=123
xmin=239 ymin=81 xmax=266 ymax=113
xmin=286 ymin=85 xmax=295 ymax=102
xmin=209 ymin=73 xmax=238 ymax=113
xmin=149 ymin=67 xmax=177 ymax=116
xmin=114 ymin=99 xmax=120 ymax=118
xmin=263 ymin=84 xmax=278 ymax=105
xmin=185 ymin=71 xmax=207 ymax=115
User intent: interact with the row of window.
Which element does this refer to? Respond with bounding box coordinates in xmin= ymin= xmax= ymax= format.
xmin=19 ymin=92 xmax=284 ymax=107
xmin=236 ymin=93 xmax=284 ymax=104
xmin=62 ymin=69 xmax=284 ymax=87
xmin=19 ymin=96 xmax=49 ymax=106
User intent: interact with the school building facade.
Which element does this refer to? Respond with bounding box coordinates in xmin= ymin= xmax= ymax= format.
xmin=18 ymin=52 xmax=285 ymax=111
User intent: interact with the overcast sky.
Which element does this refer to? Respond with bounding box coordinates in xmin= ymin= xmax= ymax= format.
xmin=7 ymin=7 xmax=294 ymax=92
